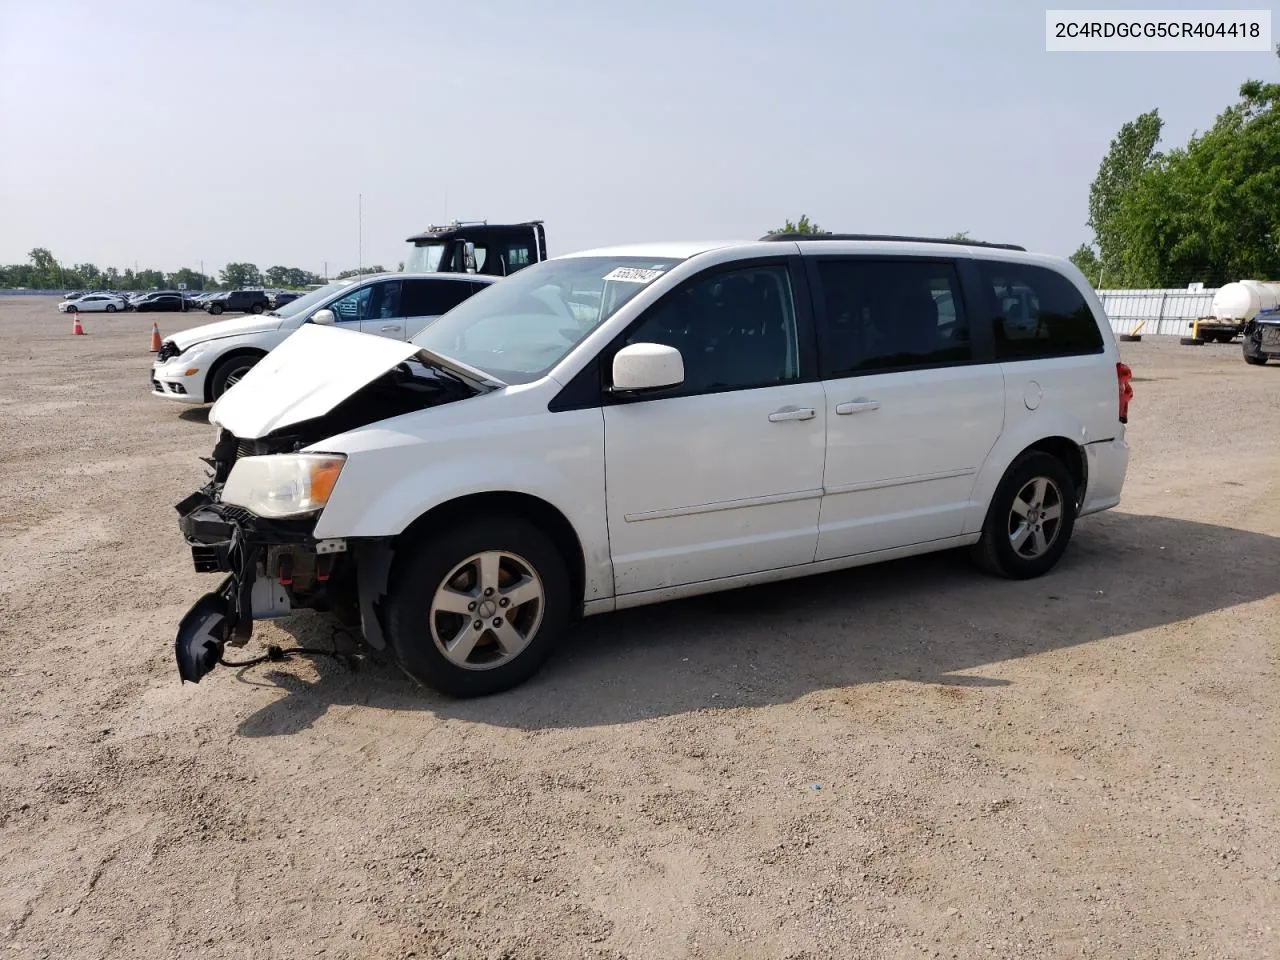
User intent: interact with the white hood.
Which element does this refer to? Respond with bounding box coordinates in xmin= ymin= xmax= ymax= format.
xmin=209 ymin=323 xmax=501 ymax=439
xmin=168 ymin=315 xmax=286 ymax=351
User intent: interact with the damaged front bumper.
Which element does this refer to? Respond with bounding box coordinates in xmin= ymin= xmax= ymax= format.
xmin=173 ymin=489 xmax=348 ymax=684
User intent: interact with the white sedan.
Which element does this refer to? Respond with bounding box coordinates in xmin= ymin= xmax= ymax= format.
xmin=58 ymin=293 xmax=127 ymax=313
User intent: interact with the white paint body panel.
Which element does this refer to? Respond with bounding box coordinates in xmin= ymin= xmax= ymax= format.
xmin=603 ymin=382 xmax=827 ymax=594
xmin=817 ymin=364 xmax=1005 ymax=560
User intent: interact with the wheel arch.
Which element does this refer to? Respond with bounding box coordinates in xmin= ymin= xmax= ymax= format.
xmin=389 ymin=491 xmax=588 ymax=617
xmin=967 ymin=427 xmax=1090 ymax=533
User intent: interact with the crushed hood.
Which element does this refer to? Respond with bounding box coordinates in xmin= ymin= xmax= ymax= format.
xmin=209 ymin=323 xmax=501 ymax=439
xmin=167 ymin=315 xmax=285 ymax=351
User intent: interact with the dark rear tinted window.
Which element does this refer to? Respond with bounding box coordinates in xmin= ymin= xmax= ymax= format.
xmin=815 ymin=259 xmax=972 ymax=376
xmin=402 ymin=279 xmax=479 ymax=317
xmin=980 ymin=262 xmax=1103 ymax=359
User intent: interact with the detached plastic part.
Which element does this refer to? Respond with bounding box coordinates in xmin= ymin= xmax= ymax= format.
xmin=175 ymin=591 xmax=231 ymax=683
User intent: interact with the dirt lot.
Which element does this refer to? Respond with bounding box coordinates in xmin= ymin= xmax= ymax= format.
xmin=0 ymin=297 xmax=1276 ymax=960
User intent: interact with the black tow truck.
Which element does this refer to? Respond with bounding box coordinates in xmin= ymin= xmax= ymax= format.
xmin=403 ymin=220 xmax=547 ymax=277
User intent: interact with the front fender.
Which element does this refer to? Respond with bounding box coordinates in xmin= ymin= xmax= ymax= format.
xmin=311 ymin=409 xmax=612 ymax=601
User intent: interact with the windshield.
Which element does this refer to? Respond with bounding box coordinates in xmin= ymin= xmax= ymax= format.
xmin=406 ymin=242 xmax=447 ymax=272
xmin=271 ymin=279 xmax=353 ymax=318
xmin=411 ymin=256 xmax=682 ymax=384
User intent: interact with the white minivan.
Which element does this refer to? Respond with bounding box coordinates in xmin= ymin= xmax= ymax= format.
xmin=173 ymin=235 xmax=1133 ymax=697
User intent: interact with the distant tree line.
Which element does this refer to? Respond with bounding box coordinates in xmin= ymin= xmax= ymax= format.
xmin=0 ymin=248 xmax=382 ymax=291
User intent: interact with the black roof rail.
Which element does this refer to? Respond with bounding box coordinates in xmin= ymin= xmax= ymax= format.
xmin=760 ymin=233 xmax=1026 ymax=252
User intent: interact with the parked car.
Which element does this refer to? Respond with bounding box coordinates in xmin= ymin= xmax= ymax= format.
xmin=57 ymin=292 xmax=126 ymax=313
xmin=135 ymin=293 xmax=189 ymax=313
xmin=270 ymin=291 xmax=302 ymax=309
xmin=204 ymin=289 xmax=272 ymax=315
xmin=151 ymin=272 xmax=496 ymax=403
xmin=170 ymin=235 xmax=1133 ymax=697
xmin=1242 ymin=308 xmax=1280 ymax=365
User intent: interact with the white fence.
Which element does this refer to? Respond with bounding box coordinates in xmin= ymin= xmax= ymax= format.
xmin=1097 ymin=287 xmax=1217 ymax=336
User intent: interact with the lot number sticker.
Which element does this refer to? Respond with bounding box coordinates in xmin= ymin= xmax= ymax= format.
xmin=603 ymin=266 xmax=665 ymax=284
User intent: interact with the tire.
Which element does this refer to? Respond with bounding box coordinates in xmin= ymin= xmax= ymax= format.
xmin=971 ymin=451 xmax=1078 ymax=580
xmin=209 ymin=304 xmax=223 ymax=315
xmin=1118 ymin=334 xmax=1141 ymax=342
xmin=385 ymin=516 xmax=571 ymax=697
xmin=67 ymin=304 xmax=78 ymax=314
xmin=105 ymin=304 xmax=116 ymax=313
xmin=1243 ymin=327 xmax=1269 ymax=365
xmin=1179 ymin=337 xmax=1204 ymax=346
xmin=251 ymin=304 xmax=264 ymax=315
xmin=208 ymin=352 xmax=262 ymax=400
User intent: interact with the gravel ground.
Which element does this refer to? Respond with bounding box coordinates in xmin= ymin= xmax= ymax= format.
xmin=0 ymin=297 xmax=1277 ymax=960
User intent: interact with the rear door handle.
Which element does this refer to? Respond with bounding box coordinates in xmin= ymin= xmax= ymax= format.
xmin=768 ymin=406 xmax=816 ymax=422
xmin=380 ymin=324 xmax=400 ymax=332
xmin=835 ymin=398 xmax=880 ymax=415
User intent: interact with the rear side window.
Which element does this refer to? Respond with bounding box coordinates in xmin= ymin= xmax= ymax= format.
xmin=402 ymin=279 xmax=479 ymax=317
xmin=980 ymin=262 xmax=1103 ymax=359
xmin=815 ymin=259 xmax=971 ymax=377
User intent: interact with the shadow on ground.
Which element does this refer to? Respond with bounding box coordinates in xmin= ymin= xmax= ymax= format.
xmin=234 ymin=511 xmax=1278 ymax=736
xmin=177 ymin=407 xmax=209 ymax=424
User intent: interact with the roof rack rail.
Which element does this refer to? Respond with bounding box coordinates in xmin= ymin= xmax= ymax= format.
xmin=759 ymin=233 xmax=1026 ymax=252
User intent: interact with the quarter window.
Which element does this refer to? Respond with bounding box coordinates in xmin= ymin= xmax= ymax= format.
xmin=622 ymin=264 xmax=801 ymax=396
xmin=816 ymin=259 xmax=971 ymax=377
xmin=980 ymin=262 xmax=1103 ymax=359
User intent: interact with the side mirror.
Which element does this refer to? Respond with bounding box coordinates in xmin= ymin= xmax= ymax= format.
xmin=611 ymin=343 xmax=684 ymax=393
xmin=462 ymin=241 xmax=477 ymax=274
xmin=311 ymin=308 xmax=336 ymax=326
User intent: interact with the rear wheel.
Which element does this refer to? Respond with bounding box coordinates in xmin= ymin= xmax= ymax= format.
xmin=105 ymin=304 xmax=116 ymax=313
xmin=386 ymin=516 xmax=570 ymax=697
xmin=209 ymin=304 xmax=223 ymax=315
xmin=251 ymin=304 xmax=264 ymax=315
xmin=972 ymin=452 xmax=1077 ymax=580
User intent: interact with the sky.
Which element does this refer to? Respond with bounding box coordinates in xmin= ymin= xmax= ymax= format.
xmin=1 ymin=0 xmax=1276 ymax=278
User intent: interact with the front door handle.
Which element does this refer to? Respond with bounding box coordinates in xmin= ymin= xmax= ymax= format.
xmin=768 ymin=406 xmax=816 ymax=423
xmin=380 ymin=324 xmax=399 ymax=332
xmin=836 ymin=398 xmax=881 ymax=415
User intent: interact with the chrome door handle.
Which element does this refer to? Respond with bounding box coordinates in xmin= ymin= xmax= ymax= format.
xmin=768 ymin=406 xmax=816 ymax=422
xmin=380 ymin=324 xmax=399 ymax=332
xmin=836 ymin=398 xmax=881 ymax=415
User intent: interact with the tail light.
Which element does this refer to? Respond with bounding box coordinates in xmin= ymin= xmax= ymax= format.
xmin=1116 ymin=362 xmax=1133 ymax=423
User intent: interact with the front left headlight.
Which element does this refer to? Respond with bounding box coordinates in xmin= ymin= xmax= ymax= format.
xmin=221 ymin=454 xmax=346 ymax=518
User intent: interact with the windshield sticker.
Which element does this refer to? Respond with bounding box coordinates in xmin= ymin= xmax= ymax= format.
xmin=603 ymin=266 xmax=666 ymax=284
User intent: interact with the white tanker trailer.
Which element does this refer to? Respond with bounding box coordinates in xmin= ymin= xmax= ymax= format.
xmin=1191 ymin=279 xmax=1280 ymax=343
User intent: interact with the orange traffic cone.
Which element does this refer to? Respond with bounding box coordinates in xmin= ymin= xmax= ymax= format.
xmin=150 ymin=322 xmax=162 ymax=353
xmin=72 ymin=312 xmax=85 ymax=336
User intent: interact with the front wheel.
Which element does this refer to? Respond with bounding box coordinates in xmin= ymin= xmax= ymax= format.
xmin=209 ymin=353 xmax=261 ymax=399
xmin=67 ymin=304 xmax=78 ymax=314
xmin=209 ymin=304 xmax=223 ymax=315
xmin=972 ymin=451 xmax=1077 ymax=580
xmin=385 ymin=516 xmax=571 ymax=697
xmin=105 ymin=304 xmax=116 ymax=313
xmin=251 ymin=304 xmax=264 ymax=314
xmin=1243 ymin=328 xmax=1269 ymax=365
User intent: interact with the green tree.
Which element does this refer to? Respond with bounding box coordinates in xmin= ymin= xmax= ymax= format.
xmin=947 ymin=231 xmax=972 ymax=241
xmin=264 ymin=266 xmax=324 ymax=289
xmin=766 ymin=215 xmax=828 ymax=236
xmin=1086 ymin=109 xmax=1164 ymax=286
xmin=1110 ymin=66 xmax=1280 ymax=287
xmin=220 ymin=262 xmax=262 ymax=288
xmin=1069 ymin=244 xmax=1103 ymax=287
xmin=166 ymin=267 xmax=213 ymax=291
xmin=334 ymin=265 xmax=386 ymax=280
